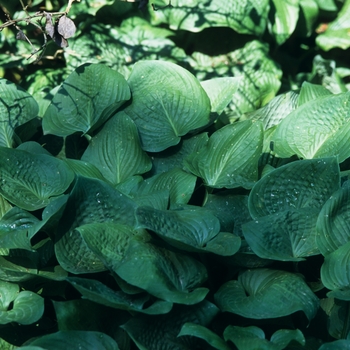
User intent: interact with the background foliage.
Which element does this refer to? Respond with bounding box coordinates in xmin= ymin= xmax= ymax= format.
xmin=0 ymin=0 xmax=350 ymax=349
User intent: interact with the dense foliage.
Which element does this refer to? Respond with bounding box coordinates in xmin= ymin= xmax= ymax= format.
xmin=0 ymin=0 xmax=350 ymax=349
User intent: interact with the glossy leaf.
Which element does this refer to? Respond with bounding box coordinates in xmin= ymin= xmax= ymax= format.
xmin=273 ymin=92 xmax=350 ymax=162
xmin=319 ymin=340 xmax=350 ymax=349
xmin=185 ymin=120 xmax=263 ymax=189
xmin=214 ymin=268 xmax=319 ymax=321
xmin=125 ymin=60 xmax=211 ymax=152
xmin=0 ymin=78 xmax=38 ymax=148
xmin=243 ymin=208 xmax=319 ymax=261
xmin=67 ymin=276 xmax=172 ymax=314
xmin=316 ymin=182 xmax=350 ymax=256
xmin=81 ymin=224 xmax=208 ymax=304
xmin=122 ymin=301 xmax=219 ymax=350
xmin=298 ymin=81 xmax=332 ymax=106
xmin=136 ymin=206 xmax=240 ymax=255
xmin=0 ymin=281 xmax=44 ymax=325
xmin=43 ymin=63 xmax=130 ymax=136
xmin=82 ymin=112 xmax=151 ymax=185
xmin=0 ymin=147 xmax=74 ymax=211
xmin=24 ymin=331 xmax=119 ymax=350
xmin=248 ymin=157 xmax=340 ymax=219
xmin=54 ymin=176 xmax=137 ymax=274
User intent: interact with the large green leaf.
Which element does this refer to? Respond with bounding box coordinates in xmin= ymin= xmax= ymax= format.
xmin=223 ymin=325 xmax=305 ymax=350
xmin=321 ymin=241 xmax=350 ymax=300
xmin=0 ymin=281 xmax=43 ymax=325
xmin=243 ymin=208 xmax=319 ymax=261
xmin=82 ymin=111 xmax=151 ymax=185
xmin=54 ymin=176 xmax=137 ymax=274
xmin=67 ymin=276 xmax=172 ymax=315
xmin=0 ymin=78 xmax=38 ymax=148
xmin=125 ymin=60 xmax=211 ymax=152
xmin=272 ymin=91 xmax=350 ymax=161
xmin=150 ymin=0 xmax=269 ymax=36
xmin=214 ymin=268 xmax=319 ymax=321
xmin=316 ymin=0 xmax=350 ymax=51
xmin=80 ymin=224 xmax=208 ymax=304
xmin=130 ymin=168 xmax=196 ymax=208
xmin=136 ymin=206 xmax=240 ymax=256
xmin=185 ymin=120 xmax=263 ymax=189
xmin=122 ymin=301 xmax=219 ymax=349
xmin=23 ymin=331 xmax=119 ymax=350
xmin=0 ymin=147 xmax=74 ymax=211
xmin=297 ymin=81 xmax=332 ymax=106
xmin=248 ymin=157 xmax=340 ymax=219
xmin=316 ymin=181 xmax=350 ymax=256
xmin=319 ymin=340 xmax=350 ymax=349
xmin=43 ymin=63 xmax=130 ymax=137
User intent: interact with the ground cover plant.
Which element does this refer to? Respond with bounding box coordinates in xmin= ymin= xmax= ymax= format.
xmin=0 ymin=0 xmax=350 ymax=349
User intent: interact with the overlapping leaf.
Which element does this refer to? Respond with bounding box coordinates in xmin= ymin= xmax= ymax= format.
xmin=0 ymin=281 xmax=44 ymax=325
xmin=136 ymin=206 xmax=240 ymax=255
xmin=54 ymin=176 xmax=137 ymax=274
xmin=0 ymin=147 xmax=74 ymax=211
xmin=82 ymin=112 xmax=151 ymax=185
xmin=248 ymin=157 xmax=340 ymax=219
xmin=43 ymin=63 xmax=130 ymax=136
xmin=273 ymin=91 xmax=350 ymax=162
xmin=125 ymin=60 xmax=211 ymax=152
xmin=214 ymin=268 xmax=319 ymax=320
xmin=185 ymin=120 xmax=263 ymax=189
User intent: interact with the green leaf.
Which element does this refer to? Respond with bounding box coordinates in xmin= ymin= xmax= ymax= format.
xmin=178 ymin=323 xmax=231 ymax=350
xmin=316 ymin=182 xmax=350 ymax=256
xmin=316 ymin=0 xmax=350 ymax=51
xmin=125 ymin=60 xmax=211 ymax=152
xmin=64 ymin=159 xmax=106 ymax=182
xmin=223 ymin=325 xmax=305 ymax=350
xmin=185 ymin=120 xmax=263 ymax=189
xmin=67 ymin=276 xmax=172 ymax=315
xmin=150 ymin=0 xmax=269 ymax=36
xmin=298 ymin=82 xmax=332 ymax=106
xmin=24 ymin=331 xmax=119 ymax=350
xmin=0 ymin=78 xmax=39 ymax=148
xmin=214 ymin=268 xmax=319 ymax=321
xmin=319 ymin=340 xmax=350 ymax=349
xmin=273 ymin=92 xmax=350 ymax=161
xmin=82 ymin=111 xmax=151 ymax=186
xmin=0 ymin=147 xmax=74 ymax=211
xmin=136 ymin=206 xmax=240 ymax=256
xmin=269 ymin=0 xmax=299 ymax=45
xmin=54 ymin=176 xmax=137 ymax=274
xmin=245 ymin=91 xmax=299 ymax=130
xmin=321 ymin=241 xmax=350 ymax=300
xmin=43 ymin=63 xmax=130 ymax=137
xmin=248 ymin=158 xmax=340 ymax=219
xmin=82 ymin=226 xmax=208 ymax=304
xmin=133 ymin=168 xmax=197 ymax=208
xmin=201 ymin=77 xmax=240 ymax=115
xmin=243 ymin=208 xmax=320 ymax=261
xmin=0 ymin=281 xmax=44 ymax=325
xmin=122 ymin=301 xmax=219 ymax=349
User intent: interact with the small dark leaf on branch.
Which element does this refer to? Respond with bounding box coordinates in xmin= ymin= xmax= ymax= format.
xmin=57 ymin=15 xmax=76 ymax=39
xmin=45 ymin=12 xmax=55 ymax=38
xmin=16 ymin=30 xmax=26 ymax=41
xmin=53 ymin=34 xmax=68 ymax=48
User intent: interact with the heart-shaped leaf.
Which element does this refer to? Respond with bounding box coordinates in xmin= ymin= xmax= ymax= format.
xmin=43 ymin=63 xmax=130 ymax=136
xmin=214 ymin=268 xmax=319 ymax=321
xmin=125 ymin=60 xmax=211 ymax=152
xmin=0 ymin=147 xmax=74 ymax=211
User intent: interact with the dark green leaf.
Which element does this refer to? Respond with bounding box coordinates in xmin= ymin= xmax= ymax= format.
xmin=125 ymin=60 xmax=211 ymax=152
xmin=214 ymin=268 xmax=319 ymax=321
